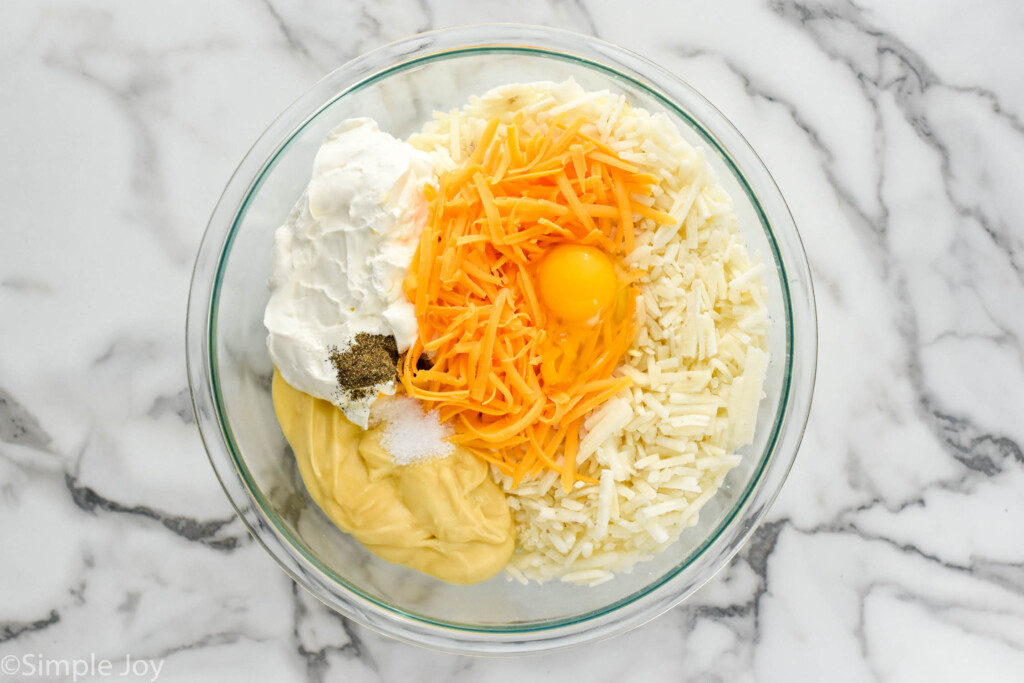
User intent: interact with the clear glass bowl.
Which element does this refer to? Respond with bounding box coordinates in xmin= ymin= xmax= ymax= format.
xmin=186 ymin=24 xmax=816 ymax=655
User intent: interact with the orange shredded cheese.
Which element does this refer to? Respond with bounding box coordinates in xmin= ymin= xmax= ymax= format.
xmin=401 ymin=115 xmax=658 ymax=490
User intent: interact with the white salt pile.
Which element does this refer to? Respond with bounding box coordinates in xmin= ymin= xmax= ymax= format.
xmin=370 ymin=395 xmax=455 ymax=465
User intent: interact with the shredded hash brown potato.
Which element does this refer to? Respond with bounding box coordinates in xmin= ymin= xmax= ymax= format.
xmin=409 ymin=81 xmax=770 ymax=584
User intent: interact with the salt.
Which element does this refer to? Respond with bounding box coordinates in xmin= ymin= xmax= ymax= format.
xmin=370 ymin=395 xmax=454 ymax=465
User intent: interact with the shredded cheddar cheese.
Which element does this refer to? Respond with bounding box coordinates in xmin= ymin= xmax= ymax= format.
xmin=400 ymin=114 xmax=673 ymax=489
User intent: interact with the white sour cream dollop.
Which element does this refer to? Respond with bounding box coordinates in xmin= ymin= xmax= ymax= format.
xmin=264 ymin=118 xmax=434 ymax=427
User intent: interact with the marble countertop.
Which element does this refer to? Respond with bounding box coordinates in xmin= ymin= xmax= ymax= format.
xmin=2 ymin=1 xmax=1023 ymax=680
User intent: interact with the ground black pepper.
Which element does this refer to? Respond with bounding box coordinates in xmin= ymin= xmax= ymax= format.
xmin=328 ymin=333 xmax=400 ymax=400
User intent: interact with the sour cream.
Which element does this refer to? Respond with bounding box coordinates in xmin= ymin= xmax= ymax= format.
xmin=264 ymin=118 xmax=434 ymax=427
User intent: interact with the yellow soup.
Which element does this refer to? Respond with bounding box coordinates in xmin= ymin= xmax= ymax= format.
xmin=272 ymin=370 xmax=514 ymax=584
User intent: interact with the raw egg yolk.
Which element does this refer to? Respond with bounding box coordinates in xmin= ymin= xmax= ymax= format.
xmin=537 ymin=244 xmax=618 ymax=323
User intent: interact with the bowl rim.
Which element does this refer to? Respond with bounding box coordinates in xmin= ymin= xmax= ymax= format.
xmin=186 ymin=23 xmax=817 ymax=655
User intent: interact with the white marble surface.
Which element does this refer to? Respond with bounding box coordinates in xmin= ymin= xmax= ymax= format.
xmin=2 ymin=0 xmax=1023 ymax=680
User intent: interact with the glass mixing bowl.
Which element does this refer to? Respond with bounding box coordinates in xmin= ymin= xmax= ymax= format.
xmin=186 ymin=24 xmax=816 ymax=655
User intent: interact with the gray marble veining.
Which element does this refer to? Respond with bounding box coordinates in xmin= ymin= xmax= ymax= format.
xmin=1 ymin=0 xmax=1022 ymax=680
